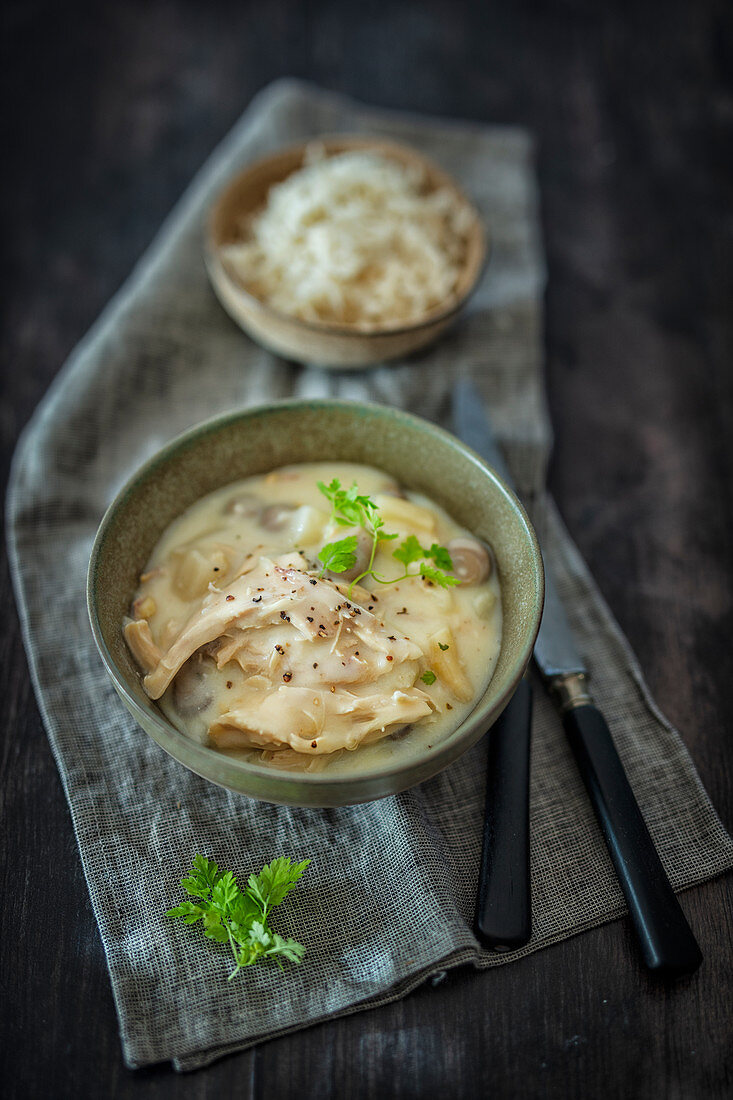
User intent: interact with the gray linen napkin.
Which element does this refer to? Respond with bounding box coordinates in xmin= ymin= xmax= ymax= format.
xmin=7 ymin=79 xmax=733 ymax=1072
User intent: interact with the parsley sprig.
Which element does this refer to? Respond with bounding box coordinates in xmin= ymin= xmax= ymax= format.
xmin=167 ymin=854 xmax=310 ymax=980
xmin=317 ymin=534 xmax=359 ymax=575
xmin=316 ymin=480 xmax=460 ymax=594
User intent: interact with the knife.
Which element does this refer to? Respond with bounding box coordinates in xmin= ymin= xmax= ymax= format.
xmin=453 ymin=379 xmax=703 ymax=977
xmin=451 ymin=390 xmax=533 ymax=952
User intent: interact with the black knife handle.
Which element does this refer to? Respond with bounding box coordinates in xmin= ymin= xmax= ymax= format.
xmin=563 ymin=704 xmax=702 ymax=977
xmin=475 ymin=678 xmax=532 ymax=951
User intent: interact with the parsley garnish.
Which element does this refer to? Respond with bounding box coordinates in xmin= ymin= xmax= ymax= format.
xmin=317 ymin=479 xmax=459 ymax=594
xmin=391 ymin=533 xmax=424 ymax=568
xmin=317 ymin=535 xmax=358 ymax=575
xmin=317 ymin=479 xmax=381 ymax=530
xmin=418 ymin=563 xmax=460 ymax=587
xmin=437 ymin=642 xmax=450 ymax=651
xmin=426 ymin=543 xmax=453 ymax=571
xmin=421 ymin=670 xmax=437 ymax=685
xmin=167 ymin=854 xmax=309 ymax=980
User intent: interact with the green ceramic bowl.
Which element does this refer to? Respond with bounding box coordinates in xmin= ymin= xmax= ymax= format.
xmin=87 ymin=400 xmax=544 ymax=807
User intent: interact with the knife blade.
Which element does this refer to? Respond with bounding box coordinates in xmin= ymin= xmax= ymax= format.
xmin=453 ymin=379 xmax=702 ymax=977
xmin=451 ymin=384 xmax=533 ymax=951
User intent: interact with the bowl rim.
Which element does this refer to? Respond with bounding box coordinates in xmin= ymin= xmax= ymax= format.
xmin=87 ymin=398 xmax=544 ymax=797
xmin=204 ymin=135 xmax=490 ymax=339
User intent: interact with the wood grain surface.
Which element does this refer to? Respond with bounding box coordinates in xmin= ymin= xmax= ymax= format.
xmin=1 ymin=1 xmax=731 ymax=1097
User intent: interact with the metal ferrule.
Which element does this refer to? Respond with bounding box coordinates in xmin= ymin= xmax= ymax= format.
xmin=549 ymin=671 xmax=594 ymax=713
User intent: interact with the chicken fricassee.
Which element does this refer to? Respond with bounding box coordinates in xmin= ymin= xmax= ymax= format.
xmin=123 ymin=463 xmax=502 ymax=775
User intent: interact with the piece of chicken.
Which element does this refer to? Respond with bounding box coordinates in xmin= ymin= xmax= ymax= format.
xmin=209 ymin=682 xmax=432 ymax=754
xmin=142 ymin=554 xmax=423 ymax=697
xmin=131 ymin=553 xmax=433 ymax=755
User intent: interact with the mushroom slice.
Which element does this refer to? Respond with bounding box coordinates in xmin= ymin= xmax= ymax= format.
xmin=171 ymin=651 xmax=215 ymax=717
xmin=381 ymin=481 xmax=408 ymax=499
xmin=259 ymin=503 xmax=297 ymax=530
xmin=223 ymin=492 xmax=260 ymax=516
xmin=447 ymin=537 xmax=491 ymax=585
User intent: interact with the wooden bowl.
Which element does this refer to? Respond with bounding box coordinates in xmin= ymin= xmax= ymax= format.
xmin=205 ymin=138 xmax=487 ymax=368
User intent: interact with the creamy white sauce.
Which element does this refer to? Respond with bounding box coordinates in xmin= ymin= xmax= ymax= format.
xmin=125 ymin=463 xmax=501 ymax=777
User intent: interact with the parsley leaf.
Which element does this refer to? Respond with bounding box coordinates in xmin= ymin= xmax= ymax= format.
xmin=438 ymin=642 xmax=450 ymax=651
xmin=318 ymin=479 xmax=378 ymax=529
xmin=421 ymin=670 xmax=437 ymax=685
xmin=392 ymin=534 xmax=425 ymax=568
xmin=167 ymin=855 xmax=310 ymax=980
xmin=419 ymin=563 xmax=461 ymax=588
xmin=425 ymin=543 xmax=454 ymax=571
xmin=247 ymin=856 xmax=311 ymax=917
xmin=317 ymin=535 xmax=358 ymax=575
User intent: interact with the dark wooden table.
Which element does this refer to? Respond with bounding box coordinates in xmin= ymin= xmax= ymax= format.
xmin=2 ymin=2 xmax=731 ymax=1096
